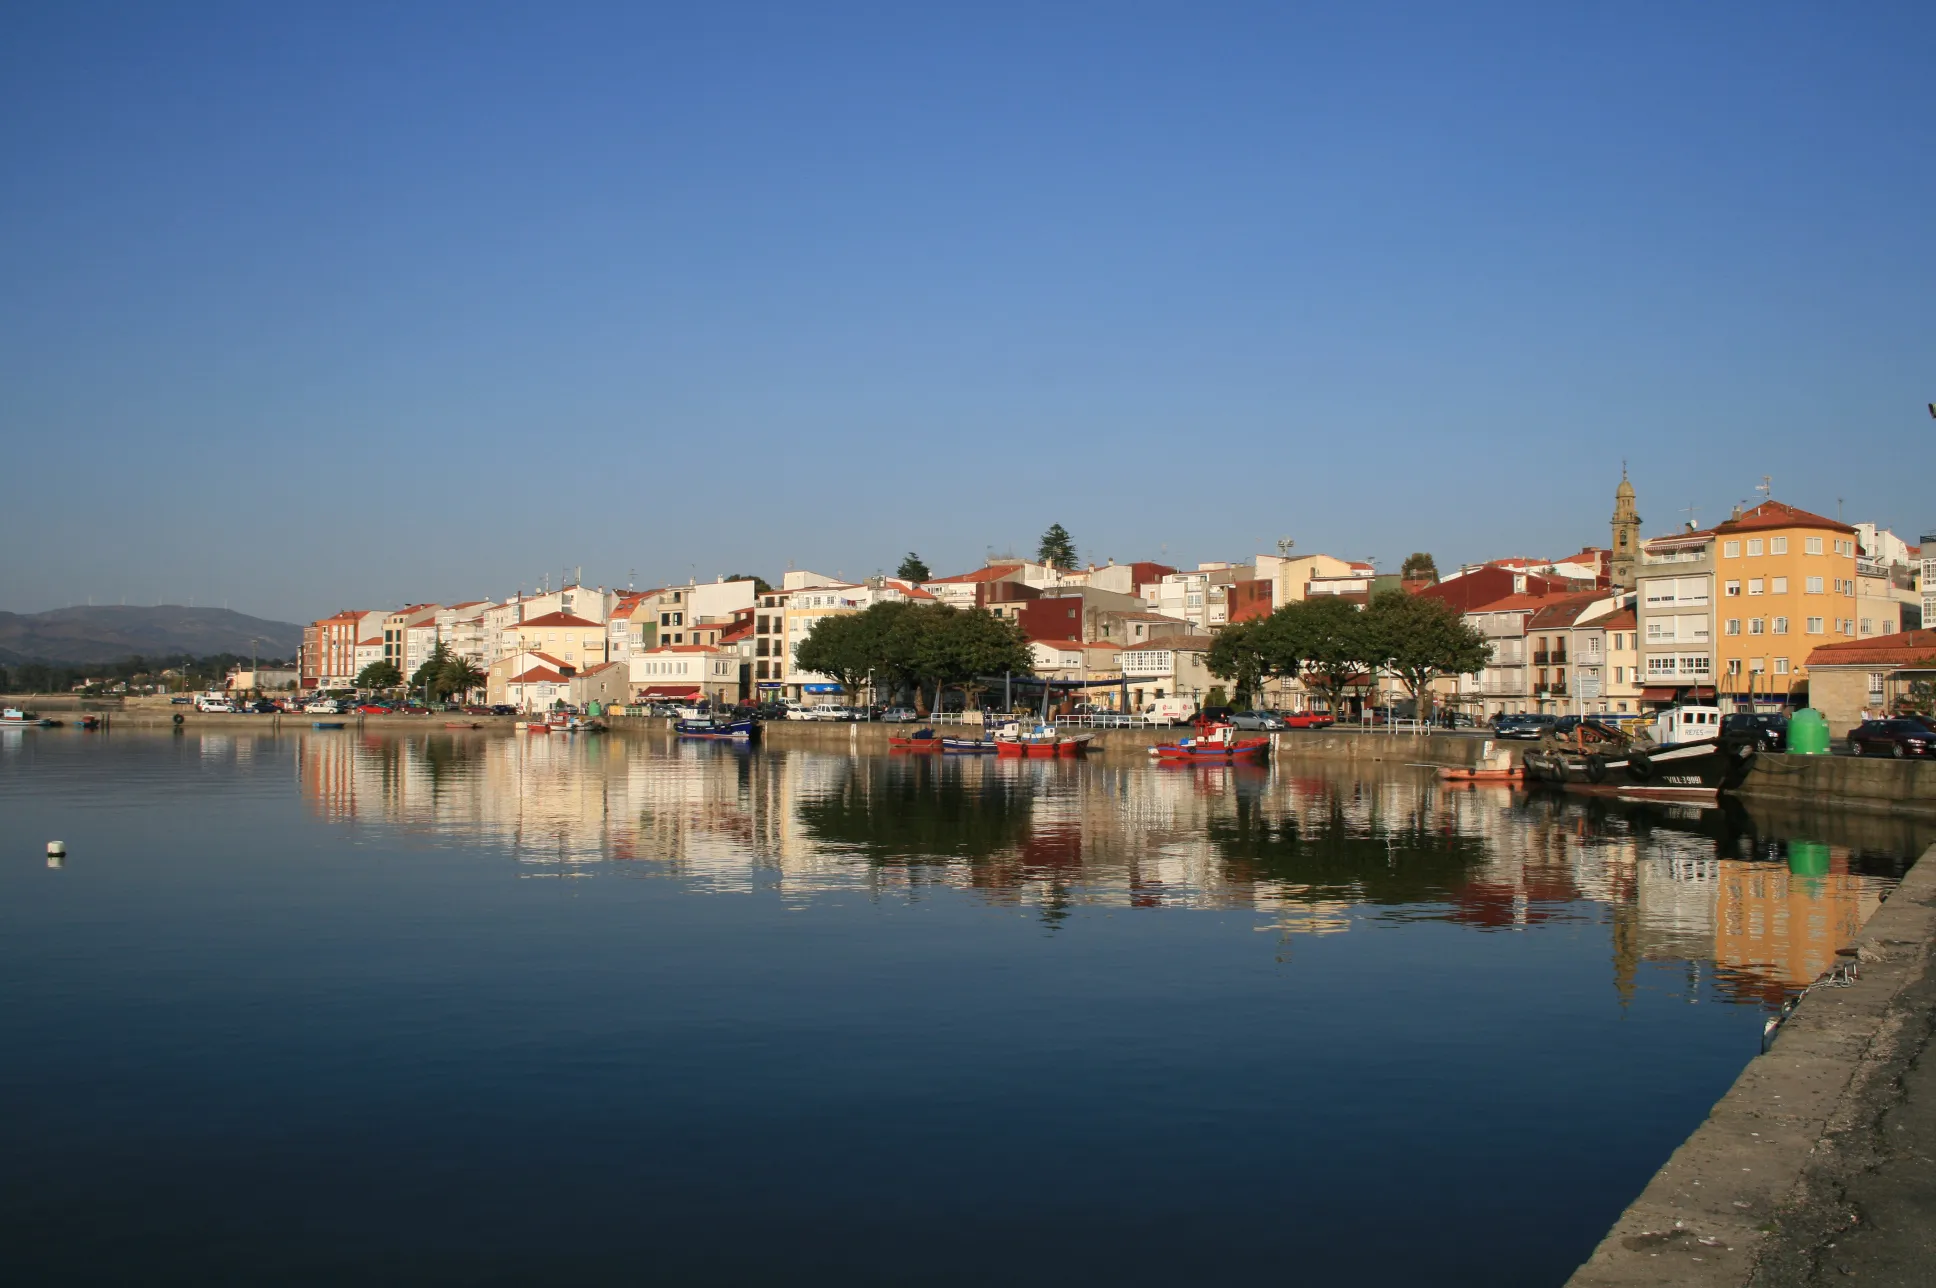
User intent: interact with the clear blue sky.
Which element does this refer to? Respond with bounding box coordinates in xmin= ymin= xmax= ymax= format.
xmin=3 ymin=1 xmax=1931 ymax=623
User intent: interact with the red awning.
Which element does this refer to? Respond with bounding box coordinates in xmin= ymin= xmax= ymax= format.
xmin=1639 ymin=687 xmax=1677 ymax=700
xmin=637 ymin=685 xmax=702 ymax=697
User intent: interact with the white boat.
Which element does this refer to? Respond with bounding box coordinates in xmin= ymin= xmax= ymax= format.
xmin=1 ymin=707 xmax=52 ymax=728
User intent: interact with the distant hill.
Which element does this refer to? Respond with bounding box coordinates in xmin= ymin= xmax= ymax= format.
xmin=0 ymin=606 xmax=305 ymax=665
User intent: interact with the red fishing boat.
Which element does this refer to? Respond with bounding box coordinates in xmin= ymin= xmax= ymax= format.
xmin=889 ymin=728 xmax=943 ymax=752
xmin=993 ymin=723 xmax=1092 ymax=758
xmin=1149 ymin=722 xmax=1269 ymax=763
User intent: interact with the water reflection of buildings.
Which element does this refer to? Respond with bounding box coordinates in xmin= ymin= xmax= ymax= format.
xmin=291 ymin=734 xmax=1912 ymax=1005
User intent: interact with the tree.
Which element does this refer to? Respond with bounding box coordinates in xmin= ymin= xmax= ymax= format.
xmin=440 ymin=657 xmax=486 ymax=702
xmin=792 ymin=611 xmax=885 ymax=708
xmin=927 ymin=606 xmax=1031 ymax=713
xmin=1207 ymin=619 xmax=1272 ymax=706
xmin=1288 ymin=595 xmax=1371 ymax=718
xmin=1359 ymin=590 xmax=1488 ymax=722
xmin=896 ymin=552 xmax=931 ymax=583
xmin=1204 ymin=685 xmax=1229 ymax=710
xmin=725 ymin=574 xmax=774 ymax=595
xmin=1401 ymin=552 xmax=1440 ymax=584
xmin=1037 ymin=524 xmax=1077 ymax=571
xmin=411 ymin=642 xmax=455 ymax=698
xmin=356 ymin=660 xmax=402 ymax=689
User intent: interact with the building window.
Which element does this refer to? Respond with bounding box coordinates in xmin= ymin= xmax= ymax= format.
xmin=1805 ymin=576 xmax=1824 ymax=594
xmin=1724 ymin=581 xmax=1741 ymax=597
xmin=1647 ymin=656 xmax=1678 ymax=677
xmin=1723 ymin=540 xmax=1741 ymax=558
xmin=1748 ymin=618 xmax=1764 ymax=635
xmin=1748 ymin=578 xmax=1763 ymax=595
xmin=1773 ymin=658 xmax=1789 ymax=675
xmin=1679 ymin=656 xmax=1711 ymax=676
xmin=1869 ymin=673 xmax=1886 ymax=700
xmin=1725 ymin=618 xmax=1741 ymax=635
xmin=1746 ymin=538 xmax=1763 ymax=557
xmin=1770 ymin=537 xmax=1788 ymax=555
xmin=1726 ymin=659 xmax=1741 ymax=676
xmin=1772 ymin=617 xmax=1789 ymax=634
xmin=1805 ymin=617 xmax=1825 ymax=634
xmin=1772 ymin=577 xmax=1787 ymax=594
xmin=1805 ymin=537 xmax=1824 ymax=555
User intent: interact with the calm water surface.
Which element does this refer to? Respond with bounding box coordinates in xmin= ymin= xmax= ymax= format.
xmin=2 ymin=729 xmax=1925 ymax=1285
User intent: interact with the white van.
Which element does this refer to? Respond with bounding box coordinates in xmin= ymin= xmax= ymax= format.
xmin=1145 ymin=697 xmax=1198 ymax=726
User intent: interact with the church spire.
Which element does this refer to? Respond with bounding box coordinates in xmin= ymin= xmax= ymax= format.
xmin=1611 ymin=470 xmax=1641 ymax=590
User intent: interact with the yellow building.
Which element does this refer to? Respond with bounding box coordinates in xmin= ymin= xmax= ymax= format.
xmin=1710 ymin=501 xmax=1860 ymax=706
xmin=510 ymin=611 xmax=610 ymax=671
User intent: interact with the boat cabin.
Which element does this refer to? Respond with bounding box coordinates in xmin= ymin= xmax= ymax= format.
xmin=1651 ymin=705 xmax=1722 ymax=746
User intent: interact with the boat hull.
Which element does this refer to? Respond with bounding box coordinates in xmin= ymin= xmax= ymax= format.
xmin=941 ymin=738 xmax=997 ymax=754
xmin=1151 ymin=736 xmax=1270 ymax=763
xmin=1437 ymin=766 xmax=1524 ymax=783
xmin=1522 ymin=736 xmax=1754 ymax=801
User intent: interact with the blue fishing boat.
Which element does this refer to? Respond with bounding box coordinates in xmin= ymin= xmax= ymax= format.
xmin=312 ymin=721 xmax=347 ymax=730
xmin=941 ymin=737 xmax=998 ymax=754
xmin=676 ymin=716 xmax=758 ymax=742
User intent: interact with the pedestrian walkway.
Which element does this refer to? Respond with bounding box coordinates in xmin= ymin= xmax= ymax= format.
xmin=1747 ymin=927 xmax=1936 ymax=1286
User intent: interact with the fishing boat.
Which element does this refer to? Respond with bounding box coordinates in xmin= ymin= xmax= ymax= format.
xmin=941 ymin=736 xmax=998 ymax=754
xmin=1521 ymin=706 xmax=1755 ymax=802
xmin=889 ymin=728 xmax=942 ymax=751
xmin=517 ymin=720 xmax=550 ymax=733
xmin=675 ymin=716 xmax=756 ymax=741
xmin=993 ymin=723 xmax=1092 ymax=758
xmin=1149 ymin=721 xmax=1270 ymax=763
xmin=311 ymin=721 xmax=346 ymax=730
xmin=1436 ymin=765 xmax=1524 ymax=783
xmin=1 ymin=708 xmax=53 ymax=728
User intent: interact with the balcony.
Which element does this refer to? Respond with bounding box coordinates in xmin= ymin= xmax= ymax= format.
xmin=1531 ymin=651 xmax=1568 ymax=666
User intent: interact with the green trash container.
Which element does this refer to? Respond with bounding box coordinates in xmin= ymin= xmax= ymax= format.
xmin=1787 ymin=707 xmax=1829 ymax=755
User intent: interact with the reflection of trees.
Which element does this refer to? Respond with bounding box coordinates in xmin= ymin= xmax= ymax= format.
xmin=797 ymin=758 xmax=1034 ymax=870
xmin=415 ymin=733 xmax=482 ymax=800
xmin=1207 ymin=790 xmax=1491 ymax=906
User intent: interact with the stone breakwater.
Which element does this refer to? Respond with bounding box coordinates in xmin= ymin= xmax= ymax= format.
xmin=1566 ymin=842 xmax=1936 ymax=1288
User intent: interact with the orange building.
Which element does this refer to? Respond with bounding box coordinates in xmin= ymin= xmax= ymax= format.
xmin=1709 ymin=501 xmax=1860 ymax=705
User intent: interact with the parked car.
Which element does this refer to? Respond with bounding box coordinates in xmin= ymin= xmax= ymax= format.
xmin=169 ymin=695 xmax=193 ymax=705
xmin=354 ymin=703 xmax=392 ymax=715
xmin=879 ymin=707 xmax=919 ymax=723
xmin=1722 ymin=712 xmax=1789 ymax=751
xmin=194 ymin=696 xmax=236 ymax=713
xmin=241 ymin=699 xmax=279 ymax=714
xmin=1493 ymin=713 xmax=1558 ymax=740
xmin=1228 ymin=710 xmax=1286 ymax=731
xmin=1272 ymin=711 xmax=1333 ymax=729
xmin=488 ymin=704 xmax=516 ymax=716
xmin=305 ymin=699 xmax=344 ymax=714
xmin=1847 ymin=719 xmax=1936 ymax=758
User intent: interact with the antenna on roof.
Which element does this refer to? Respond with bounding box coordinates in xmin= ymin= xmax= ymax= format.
xmin=1755 ymin=476 xmax=1772 ymax=502
xmin=628 ymin=568 xmax=635 ymax=590
xmin=1681 ymin=503 xmax=1698 ymax=532
xmin=1276 ymin=536 xmax=1295 ymax=557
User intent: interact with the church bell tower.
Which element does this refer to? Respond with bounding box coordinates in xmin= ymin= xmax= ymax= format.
xmin=1611 ymin=468 xmax=1641 ymax=590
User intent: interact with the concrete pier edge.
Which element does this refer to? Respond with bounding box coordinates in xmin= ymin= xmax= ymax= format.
xmin=1565 ymin=841 xmax=1936 ymax=1287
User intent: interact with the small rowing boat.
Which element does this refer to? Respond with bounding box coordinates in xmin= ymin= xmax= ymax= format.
xmin=312 ymin=721 xmax=346 ymax=730
xmin=1436 ymin=765 xmax=1523 ymax=783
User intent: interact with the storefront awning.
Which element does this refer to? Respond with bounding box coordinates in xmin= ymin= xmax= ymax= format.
xmin=638 ymin=685 xmax=701 ymax=697
xmin=1640 ymin=686 xmax=1714 ymax=701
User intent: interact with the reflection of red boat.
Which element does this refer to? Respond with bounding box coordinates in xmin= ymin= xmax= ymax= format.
xmin=1150 ymin=723 xmax=1269 ymax=763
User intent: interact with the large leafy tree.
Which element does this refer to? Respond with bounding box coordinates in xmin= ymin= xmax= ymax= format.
xmin=1359 ymin=590 xmax=1487 ymax=721
xmin=896 ymin=552 xmax=931 ymax=583
xmin=1206 ymin=619 xmax=1272 ymax=707
xmin=356 ymin=660 xmax=402 ymax=689
xmin=792 ymin=611 xmax=886 ymax=706
xmin=1288 ymin=595 xmax=1371 ymax=717
xmin=1400 ymin=552 xmax=1440 ymax=583
xmin=1036 ymin=524 xmax=1077 ymax=571
xmin=724 ymin=574 xmax=775 ymax=594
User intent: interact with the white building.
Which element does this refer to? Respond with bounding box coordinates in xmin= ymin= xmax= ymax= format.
xmin=628 ymin=645 xmax=740 ymax=706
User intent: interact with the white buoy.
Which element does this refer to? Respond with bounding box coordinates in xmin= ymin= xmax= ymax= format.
xmin=46 ymin=840 xmax=65 ymax=857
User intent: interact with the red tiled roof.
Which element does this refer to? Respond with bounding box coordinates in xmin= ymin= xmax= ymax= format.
xmin=719 ymin=623 xmax=755 ymax=643
xmin=1464 ymin=591 xmax=1562 ymax=615
xmin=639 ymin=644 xmax=724 ymax=654
xmin=509 ymin=667 xmax=565 ymax=685
xmin=1525 ymin=592 xmax=1611 ymax=629
xmin=520 ymin=611 xmax=603 ymax=629
xmin=574 ymin=661 xmax=621 ymax=676
xmin=1714 ymin=500 xmax=1855 ymax=536
xmin=1805 ymin=629 xmax=1936 ymax=669
xmin=924 ymin=565 xmax=1025 ymax=585
xmin=1596 ymin=608 xmax=1638 ymax=629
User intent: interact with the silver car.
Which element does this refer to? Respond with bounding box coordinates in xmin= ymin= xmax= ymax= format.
xmin=1228 ymin=711 xmax=1286 ymax=731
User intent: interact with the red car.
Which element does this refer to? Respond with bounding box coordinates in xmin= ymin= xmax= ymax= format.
xmin=355 ymin=703 xmax=392 ymax=715
xmin=1846 ymin=718 xmax=1935 ymax=758
xmin=1278 ymin=712 xmax=1335 ymax=729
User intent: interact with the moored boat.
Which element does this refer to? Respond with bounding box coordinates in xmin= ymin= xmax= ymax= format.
xmin=993 ymin=723 xmax=1091 ymax=758
xmin=941 ymin=737 xmax=998 ymax=754
xmin=889 ymin=728 xmax=942 ymax=751
xmin=1149 ymin=722 xmax=1270 ymax=763
xmin=1 ymin=708 xmax=53 ymax=728
xmin=312 ymin=721 xmax=346 ymax=730
xmin=675 ymin=716 xmax=756 ymax=741
xmin=1521 ymin=707 xmax=1755 ymax=802
xmin=1437 ymin=765 xmax=1524 ymax=783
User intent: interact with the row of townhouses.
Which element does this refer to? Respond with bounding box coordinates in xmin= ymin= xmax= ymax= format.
xmin=296 ymin=474 xmax=1928 ymax=732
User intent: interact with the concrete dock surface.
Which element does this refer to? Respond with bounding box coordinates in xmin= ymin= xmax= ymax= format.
xmin=1570 ymin=843 xmax=1936 ymax=1287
